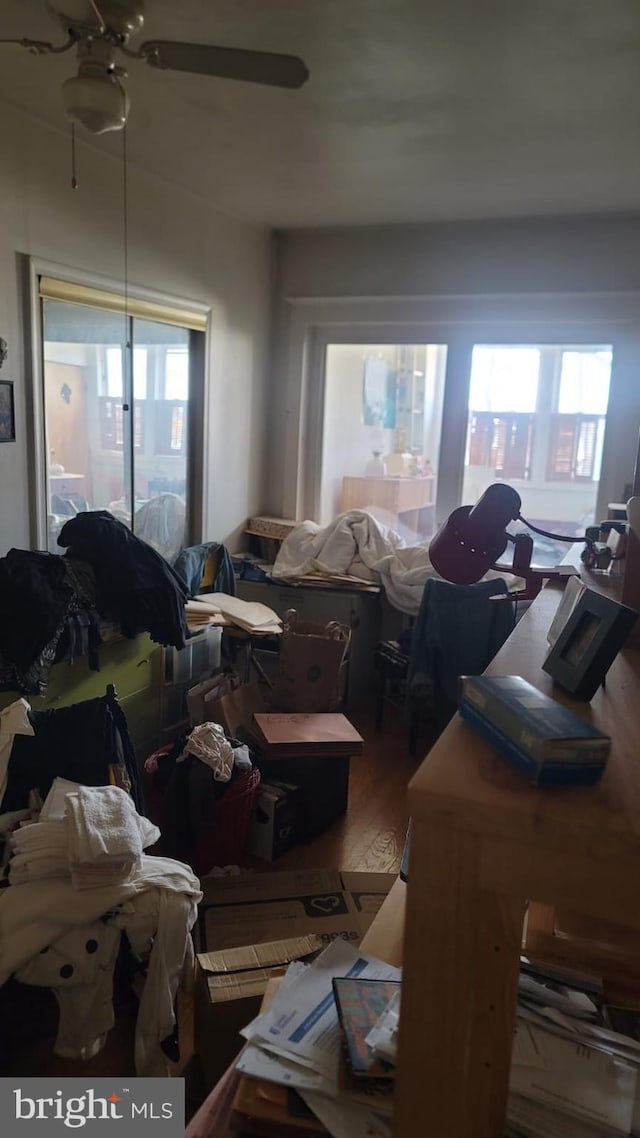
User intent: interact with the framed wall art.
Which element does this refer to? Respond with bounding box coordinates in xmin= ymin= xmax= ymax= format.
xmin=0 ymin=380 xmax=15 ymax=443
xmin=542 ymin=585 xmax=638 ymax=700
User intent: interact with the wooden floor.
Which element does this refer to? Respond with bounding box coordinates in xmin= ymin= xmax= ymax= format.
xmin=0 ymin=705 xmax=420 ymax=1093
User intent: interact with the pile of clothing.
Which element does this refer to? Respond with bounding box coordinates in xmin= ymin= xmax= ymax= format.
xmin=58 ymin=510 xmax=188 ymax=650
xmin=0 ymin=688 xmax=142 ymax=817
xmin=7 ymin=780 xmax=160 ymax=889
xmin=145 ymin=722 xmax=258 ymax=875
xmin=0 ymin=777 xmax=202 ymax=1076
xmin=0 ymin=510 xmax=189 ymax=697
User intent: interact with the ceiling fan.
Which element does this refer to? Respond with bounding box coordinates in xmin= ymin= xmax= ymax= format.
xmin=0 ymin=0 xmax=309 ymax=134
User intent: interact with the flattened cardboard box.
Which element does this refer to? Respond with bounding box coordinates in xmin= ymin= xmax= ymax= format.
xmin=196 ymin=868 xmax=395 ymax=953
xmin=194 ymin=933 xmax=323 ymax=1092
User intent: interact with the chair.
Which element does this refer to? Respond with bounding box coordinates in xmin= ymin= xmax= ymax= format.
xmin=406 ymin=577 xmax=516 ymax=748
xmin=172 ymin=542 xmax=236 ymax=598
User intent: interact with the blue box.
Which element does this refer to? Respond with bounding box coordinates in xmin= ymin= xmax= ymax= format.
xmin=458 ymin=674 xmax=611 ymax=786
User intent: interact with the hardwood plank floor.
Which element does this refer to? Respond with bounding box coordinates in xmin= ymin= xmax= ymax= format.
xmin=0 ymin=705 xmax=420 ymax=1093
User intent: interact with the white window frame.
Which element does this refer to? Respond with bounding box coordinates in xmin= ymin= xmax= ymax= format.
xmin=279 ymin=292 xmax=640 ymax=529
xmin=27 ymin=257 xmax=210 ymax=550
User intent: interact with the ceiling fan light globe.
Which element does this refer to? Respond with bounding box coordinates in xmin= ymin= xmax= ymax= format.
xmin=61 ymin=74 xmax=129 ymax=133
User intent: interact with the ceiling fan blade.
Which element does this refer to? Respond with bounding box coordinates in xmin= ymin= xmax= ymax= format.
xmin=139 ymin=40 xmax=309 ymax=89
xmin=0 ymin=36 xmax=75 ymax=56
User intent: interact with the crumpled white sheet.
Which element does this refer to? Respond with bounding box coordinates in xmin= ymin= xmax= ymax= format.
xmin=179 ymin=722 xmax=234 ymax=782
xmin=272 ymin=510 xmax=519 ymax=615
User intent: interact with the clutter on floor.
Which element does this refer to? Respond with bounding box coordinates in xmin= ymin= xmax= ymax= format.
xmin=144 ymin=725 xmax=261 ymax=876
xmin=212 ymin=941 xmax=640 ymax=1138
xmin=193 ymin=869 xmax=395 ymax=1093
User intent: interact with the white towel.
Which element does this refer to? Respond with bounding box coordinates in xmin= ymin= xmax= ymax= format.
xmin=65 ymin=786 xmax=152 ymax=865
xmin=71 ymin=787 xmax=138 ymax=862
xmin=40 ymin=777 xmax=83 ymax=822
xmin=11 ymin=821 xmax=68 ymax=853
xmin=9 ymin=857 xmax=69 ymax=885
xmin=71 ymin=861 xmax=136 ymax=891
xmin=9 ymin=850 xmax=68 ymax=870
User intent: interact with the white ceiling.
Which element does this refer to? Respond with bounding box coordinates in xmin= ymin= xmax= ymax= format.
xmin=2 ymin=0 xmax=640 ymax=228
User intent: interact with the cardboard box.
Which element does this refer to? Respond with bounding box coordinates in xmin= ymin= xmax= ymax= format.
xmin=194 ymin=934 xmax=322 ymax=1093
xmin=255 ymin=753 xmax=350 ymax=841
xmin=196 ymin=868 xmax=396 ymax=953
xmin=248 ymin=780 xmax=298 ymax=861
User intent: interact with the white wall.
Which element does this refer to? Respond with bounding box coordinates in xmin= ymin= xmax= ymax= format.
xmin=0 ymin=102 xmax=273 ymax=555
xmin=322 ymin=345 xmax=395 ymax=523
xmin=269 ymin=216 xmax=640 ymax=522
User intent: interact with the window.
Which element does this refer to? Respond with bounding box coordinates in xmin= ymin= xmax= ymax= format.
xmin=104 ymin=346 xmax=148 ymax=399
xmin=546 ymin=349 xmax=611 ymax=483
xmin=465 ymin=346 xmax=539 ymax=480
xmin=467 ymin=413 xmax=534 ymax=480
xmin=38 ymin=275 xmax=207 ymax=560
xmin=165 ymin=348 xmax=189 ymax=400
xmin=320 ymin=343 xmax=447 ymax=538
xmin=462 ymin=342 xmax=613 ymax=547
xmin=468 ymin=346 xmax=540 ymax=413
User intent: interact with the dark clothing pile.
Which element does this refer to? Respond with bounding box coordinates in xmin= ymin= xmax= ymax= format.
xmin=58 ymin=511 xmax=189 ymax=651
xmin=0 ymin=511 xmax=204 ymax=697
xmin=0 ymin=550 xmax=101 ymax=696
xmin=2 ymin=685 xmax=142 ymax=815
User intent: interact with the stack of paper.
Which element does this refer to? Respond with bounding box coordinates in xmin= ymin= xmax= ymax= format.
xmin=188 ymin=593 xmax=282 ymax=634
xmin=233 ymin=939 xmax=400 ymax=1138
xmin=358 ymin=957 xmax=640 ymax=1138
xmin=509 ymin=963 xmax=640 ymax=1137
xmin=232 ymin=943 xmax=640 ymax=1138
xmin=185 ymin=598 xmax=227 ymax=631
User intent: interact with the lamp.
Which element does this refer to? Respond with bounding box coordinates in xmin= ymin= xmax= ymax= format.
xmin=429 ymin=483 xmax=586 ymax=601
xmin=62 ymin=72 xmax=129 ymax=134
xmin=61 ymin=39 xmax=129 ymax=135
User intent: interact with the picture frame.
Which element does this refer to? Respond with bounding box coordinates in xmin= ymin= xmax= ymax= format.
xmin=0 ymin=379 xmax=15 ymax=443
xmin=542 ymin=585 xmax=638 ymax=700
xmin=546 ymin=575 xmax=586 ymax=648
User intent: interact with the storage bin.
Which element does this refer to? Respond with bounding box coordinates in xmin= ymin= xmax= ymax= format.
xmin=143 ymin=745 xmax=261 ymax=873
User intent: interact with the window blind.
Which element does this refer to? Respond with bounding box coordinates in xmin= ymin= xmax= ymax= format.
xmin=39 ymin=276 xmax=208 ymax=332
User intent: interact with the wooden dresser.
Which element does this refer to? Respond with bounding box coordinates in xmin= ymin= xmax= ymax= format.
xmin=340 ymin=474 xmax=435 ymax=535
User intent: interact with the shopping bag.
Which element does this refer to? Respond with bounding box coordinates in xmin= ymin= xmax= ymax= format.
xmin=203 ymin=677 xmax=267 ymax=742
xmin=187 ymin=672 xmax=234 ymax=726
xmin=271 ymin=608 xmax=351 ymax=713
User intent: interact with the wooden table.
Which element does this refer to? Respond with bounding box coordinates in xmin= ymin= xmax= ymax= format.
xmin=392 ymin=583 xmax=640 ymax=1138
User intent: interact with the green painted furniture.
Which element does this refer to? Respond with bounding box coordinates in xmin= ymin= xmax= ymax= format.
xmin=0 ymin=634 xmax=163 ymax=761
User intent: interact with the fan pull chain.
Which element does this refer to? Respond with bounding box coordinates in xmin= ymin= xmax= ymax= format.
xmin=122 ymin=111 xmax=129 ymax=343
xmin=70 ymin=122 xmax=78 ymax=189
xmin=120 ymin=96 xmax=134 ymax=520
